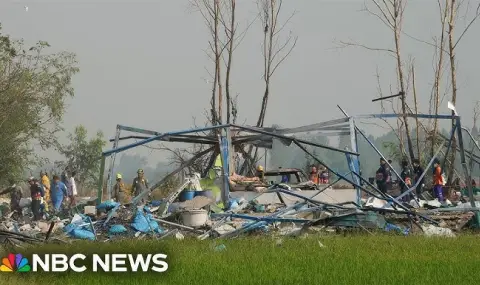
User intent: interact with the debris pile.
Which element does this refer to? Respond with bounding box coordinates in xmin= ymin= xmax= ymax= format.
xmin=2 ymin=178 xmax=479 ymax=247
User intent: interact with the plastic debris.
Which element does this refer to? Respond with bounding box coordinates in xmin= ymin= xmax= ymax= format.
xmin=109 ymin=224 xmax=127 ymax=235
xmin=96 ymin=201 xmax=120 ymax=211
xmin=131 ymin=210 xmax=164 ymax=233
xmin=214 ymin=244 xmax=226 ymax=252
xmin=421 ymin=225 xmax=455 ymax=238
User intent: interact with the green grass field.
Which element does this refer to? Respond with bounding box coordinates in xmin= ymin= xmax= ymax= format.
xmin=2 ymin=235 xmax=480 ymax=285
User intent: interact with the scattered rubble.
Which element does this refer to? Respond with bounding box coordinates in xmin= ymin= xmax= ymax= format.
xmin=1 ymin=179 xmax=480 ymax=248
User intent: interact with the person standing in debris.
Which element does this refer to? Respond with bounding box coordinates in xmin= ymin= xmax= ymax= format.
xmin=28 ymin=177 xmax=44 ymax=220
xmin=375 ymin=158 xmax=389 ymax=194
xmin=132 ymin=169 xmax=149 ymax=204
xmin=0 ymin=179 xmax=23 ymax=218
xmin=113 ymin=173 xmax=127 ymax=204
xmin=412 ymin=158 xmax=425 ymax=196
xmin=309 ymin=166 xmax=319 ymax=184
xmin=40 ymin=171 xmax=51 ymax=212
xmin=386 ymin=159 xmax=394 ymax=189
xmin=68 ymin=171 xmax=78 ymax=208
xmin=255 ymin=165 xmax=265 ymax=182
xmin=399 ymin=160 xmax=413 ymax=202
xmin=51 ymin=175 xmax=68 ymax=212
xmin=433 ymin=159 xmax=445 ymax=202
xmin=320 ymin=166 xmax=329 ymax=184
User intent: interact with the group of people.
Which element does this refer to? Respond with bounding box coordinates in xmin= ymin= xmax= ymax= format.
xmin=309 ymin=166 xmax=329 ymax=184
xmin=112 ymin=169 xmax=149 ymax=204
xmin=375 ymin=157 xmax=448 ymax=202
xmin=0 ymin=171 xmax=78 ymax=221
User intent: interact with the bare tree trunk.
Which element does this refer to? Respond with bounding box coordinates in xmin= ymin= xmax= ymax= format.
xmin=446 ymin=0 xmax=458 ymax=187
xmin=391 ymin=1 xmax=415 ymax=162
xmin=225 ymin=0 xmax=236 ymax=123
xmin=214 ymin=0 xmax=223 ymax=125
xmin=412 ymin=64 xmax=421 ymax=159
xmin=240 ymin=0 xmax=297 ymax=175
xmin=431 ymin=0 xmax=448 ymax=157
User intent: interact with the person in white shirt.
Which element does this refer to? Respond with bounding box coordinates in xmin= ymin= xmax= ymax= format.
xmin=68 ymin=171 xmax=78 ymax=208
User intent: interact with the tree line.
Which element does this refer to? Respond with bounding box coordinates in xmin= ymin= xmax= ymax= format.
xmin=0 ymin=25 xmax=105 ymax=189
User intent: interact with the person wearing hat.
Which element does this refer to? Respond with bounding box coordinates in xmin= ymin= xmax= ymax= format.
xmin=399 ymin=159 xmax=413 ymax=202
xmin=28 ymin=177 xmax=45 ymax=220
xmin=432 ymin=158 xmax=445 ymax=202
xmin=132 ymin=169 xmax=149 ymax=204
xmin=412 ymin=158 xmax=425 ymax=196
xmin=40 ymin=171 xmax=51 ymax=212
xmin=375 ymin=158 xmax=389 ymax=194
xmin=113 ymin=173 xmax=127 ymax=204
xmin=255 ymin=165 xmax=265 ymax=182
xmin=0 ymin=178 xmax=23 ymax=218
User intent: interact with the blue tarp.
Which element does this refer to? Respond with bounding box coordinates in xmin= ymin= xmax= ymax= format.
xmin=97 ymin=201 xmax=120 ymax=211
xmin=130 ymin=210 xmax=164 ymax=233
xmin=109 ymin=224 xmax=128 ymax=235
xmin=64 ymin=214 xmax=96 ymax=240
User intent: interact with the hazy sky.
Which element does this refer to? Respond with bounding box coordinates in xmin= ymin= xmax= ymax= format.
xmin=1 ymin=0 xmax=479 ymax=163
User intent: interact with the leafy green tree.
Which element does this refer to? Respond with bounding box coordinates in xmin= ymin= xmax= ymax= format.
xmin=0 ymin=25 xmax=78 ymax=183
xmin=59 ymin=125 xmax=106 ymax=189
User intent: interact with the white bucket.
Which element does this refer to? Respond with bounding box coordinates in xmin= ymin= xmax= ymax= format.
xmin=181 ymin=209 xmax=208 ymax=228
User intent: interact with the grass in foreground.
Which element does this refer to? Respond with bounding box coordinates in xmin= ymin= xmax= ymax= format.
xmin=2 ymin=235 xmax=480 ymax=285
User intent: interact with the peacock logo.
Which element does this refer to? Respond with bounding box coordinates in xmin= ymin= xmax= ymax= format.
xmin=0 ymin=253 xmax=31 ymax=272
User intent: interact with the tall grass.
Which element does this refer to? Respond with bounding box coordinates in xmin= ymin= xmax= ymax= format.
xmin=2 ymin=235 xmax=479 ymax=285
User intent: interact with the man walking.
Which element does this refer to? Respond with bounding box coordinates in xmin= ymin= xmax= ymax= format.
xmin=68 ymin=171 xmax=78 ymax=208
xmin=51 ymin=175 xmax=68 ymax=212
xmin=375 ymin=158 xmax=389 ymax=194
xmin=113 ymin=173 xmax=127 ymax=204
xmin=40 ymin=171 xmax=50 ymax=212
xmin=412 ymin=158 xmax=425 ymax=197
xmin=433 ymin=158 xmax=445 ymax=202
xmin=28 ymin=177 xmax=44 ymax=220
xmin=399 ymin=160 xmax=413 ymax=202
xmin=132 ymin=169 xmax=149 ymax=204
xmin=0 ymin=179 xmax=23 ymax=218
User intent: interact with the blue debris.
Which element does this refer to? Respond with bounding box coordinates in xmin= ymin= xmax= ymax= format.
xmin=150 ymin=200 xmax=162 ymax=207
xmin=63 ymin=214 xmax=96 ymax=240
xmin=228 ymin=200 xmax=239 ymax=210
xmin=96 ymin=201 xmax=120 ymax=211
xmin=385 ymin=223 xmax=410 ymax=236
xmin=109 ymin=224 xmax=128 ymax=235
xmin=131 ymin=209 xmax=164 ymax=234
xmin=70 ymin=229 xmax=95 ymax=240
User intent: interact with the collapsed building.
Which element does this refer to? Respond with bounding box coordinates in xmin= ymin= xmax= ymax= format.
xmin=1 ymin=104 xmax=479 ymax=245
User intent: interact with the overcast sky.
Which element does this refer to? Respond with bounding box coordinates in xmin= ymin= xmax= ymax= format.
xmin=1 ymin=0 xmax=479 ymax=163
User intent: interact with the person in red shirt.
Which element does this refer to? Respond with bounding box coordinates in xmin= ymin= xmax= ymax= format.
xmin=432 ymin=159 xmax=444 ymax=202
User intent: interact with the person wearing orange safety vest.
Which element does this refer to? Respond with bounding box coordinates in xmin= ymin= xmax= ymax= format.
xmin=309 ymin=166 xmax=319 ymax=184
xmin=432 ymin=158 xmax=445 ymax=202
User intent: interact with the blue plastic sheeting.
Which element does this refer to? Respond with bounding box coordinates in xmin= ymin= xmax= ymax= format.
xmin=130 ymin=210 xmax=164 ymax=233
xmin=70 ymin=229 xmax=95 ymax=240
xmin=109 ymin=224 xmax=128 ymax=235
xmin=384 ymin=223 xmax=410 ymax=236
xmin=150 ymin=200 xmax=162 ymax=207
xmin=64 ymin=214 xmax=96 ymax=240
xmin=97 ymin=201 xmax=120 ymax=211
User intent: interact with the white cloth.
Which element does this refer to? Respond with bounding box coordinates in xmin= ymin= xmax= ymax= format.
xmin=69 ymin=177 xmax=78 ymax=195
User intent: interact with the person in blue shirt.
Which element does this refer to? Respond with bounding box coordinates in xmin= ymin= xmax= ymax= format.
xmin=51 ymin=175 xmax=68 ymax=212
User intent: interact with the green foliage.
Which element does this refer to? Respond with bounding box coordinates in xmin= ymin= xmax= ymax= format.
xmin=0 ymin=24 xmax=79 ymax=183
xmin=59 ymin=125 xmax=106 ymax=188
